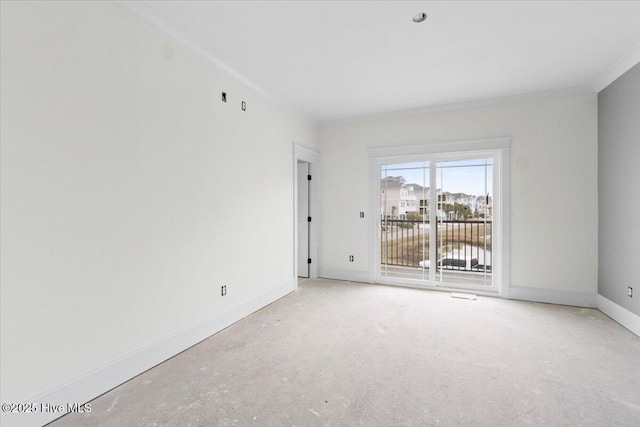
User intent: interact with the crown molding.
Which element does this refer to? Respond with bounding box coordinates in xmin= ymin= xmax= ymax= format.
xmin=319 ymin=86 xmax=594 ymax=129
xmin=591 ymin=42 xmax=640 ymax=93
xmin=112 ymin=0 xmax=267 ymax=96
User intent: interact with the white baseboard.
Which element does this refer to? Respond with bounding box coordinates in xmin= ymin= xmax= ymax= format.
xmin=509 ymin=285 xmax=598 ymax=308
xmin=318 ymin=268 xmax=373 ymax=284
xmin=5 ymin=280 xmax=636 ymax=427
xmin=1 ymin=281 xmax=295 ymax=427
xmin=597 ymin=295 xmax=640 ymax=337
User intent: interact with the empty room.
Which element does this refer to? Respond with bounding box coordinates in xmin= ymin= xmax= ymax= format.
xmin=2 ymin=1 xmax=640 ymax=426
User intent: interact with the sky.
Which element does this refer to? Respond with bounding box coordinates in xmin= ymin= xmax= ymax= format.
xmin=381 ymin=159 xmax=493 ymax=196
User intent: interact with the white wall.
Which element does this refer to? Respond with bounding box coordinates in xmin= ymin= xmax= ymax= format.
xmin=0 ymin=0 xmax=316 ymax=415
xmin=318 ymin=95 xmax=598 ymax=296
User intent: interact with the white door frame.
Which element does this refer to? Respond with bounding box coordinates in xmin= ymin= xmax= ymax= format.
xmin=293 ymin=143 xmax=319 ymax=287
xmin=368 ymin=138 xmax=511 ymax=298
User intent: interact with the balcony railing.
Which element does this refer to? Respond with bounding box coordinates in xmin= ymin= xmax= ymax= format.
xmin=381 ymin=219 xmax=492 ymax=273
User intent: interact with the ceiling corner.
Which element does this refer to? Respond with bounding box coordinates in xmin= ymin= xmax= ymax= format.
xmin=590 ymin=42 xmax=640 ymax=93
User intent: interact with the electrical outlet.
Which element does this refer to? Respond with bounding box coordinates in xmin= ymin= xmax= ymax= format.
xmin=628 ymin=287 xmax=633 ymax=297
xmin=221 ymin=285 xmax=227 ymax=296
xmin=241 ymin=101 xmax=246 ymax=111
xmin=349 ymin=255 xmax=354 ymax=262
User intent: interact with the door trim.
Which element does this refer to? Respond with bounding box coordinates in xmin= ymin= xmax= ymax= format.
xmin=368 ymin=138 xmax=511 ymax=297
xmin=293 ymin=143 xmax=319 ymax=287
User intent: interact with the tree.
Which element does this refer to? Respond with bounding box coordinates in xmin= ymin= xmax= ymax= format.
xmin=442 ymin=203 xmax=454 ymax=219
xmin=453 ymin=203 xmax=472 ymax=220
xmin=406 ymin=211 xmax=423 ymax=222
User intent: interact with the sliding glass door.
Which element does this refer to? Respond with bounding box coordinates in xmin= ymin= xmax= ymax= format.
xmin=379 ymin=153 xmax=497 ymax=292
xmin=435 ymin=158 xmax=493 ymax=288
xmin=380 ymin=162 xmax=430 ymax=281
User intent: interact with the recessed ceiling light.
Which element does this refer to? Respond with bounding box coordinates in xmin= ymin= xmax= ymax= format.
xmin=413 ymin=12 xmax=427 ymax=23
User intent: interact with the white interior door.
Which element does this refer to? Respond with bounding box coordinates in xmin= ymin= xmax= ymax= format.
xmin=297 ymin=161 xmax=310 ymax=278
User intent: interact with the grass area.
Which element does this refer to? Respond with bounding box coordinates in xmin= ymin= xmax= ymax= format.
xmin=439 ymin=223 xmax=492 ymax=249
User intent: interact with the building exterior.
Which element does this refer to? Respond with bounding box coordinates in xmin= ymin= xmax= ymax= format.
xmin=382 ymin=177 xmax=493 ymax=220
xmin=380 ymin=176 xmax=418 ymax=219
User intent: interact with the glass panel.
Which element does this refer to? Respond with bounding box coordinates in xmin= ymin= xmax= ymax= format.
xmin=435 ymin=159 xmax=493 ymax=286
xmin=380 ymin=162 xmax=430 ymax=281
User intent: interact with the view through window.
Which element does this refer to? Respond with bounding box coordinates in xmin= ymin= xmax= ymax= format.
xmin=380 ymin=157 xmax=493 ymax=288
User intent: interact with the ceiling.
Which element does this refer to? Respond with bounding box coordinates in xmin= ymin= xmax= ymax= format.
xmin=119 ymin=1 xmax=640 ymax=124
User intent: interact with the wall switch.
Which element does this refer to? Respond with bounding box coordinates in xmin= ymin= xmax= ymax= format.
xmin=241 ymin=101 xmax=246 ymax=111
xmin=221 ymin=92 xmax=227 ymax=102
xmin=628 ymin=287 xmax=633 ymax=297
xmin=221 ymin=285 xmax=227 ymax=296
xmin=360 ymin=212 xmax=364 ymax=218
